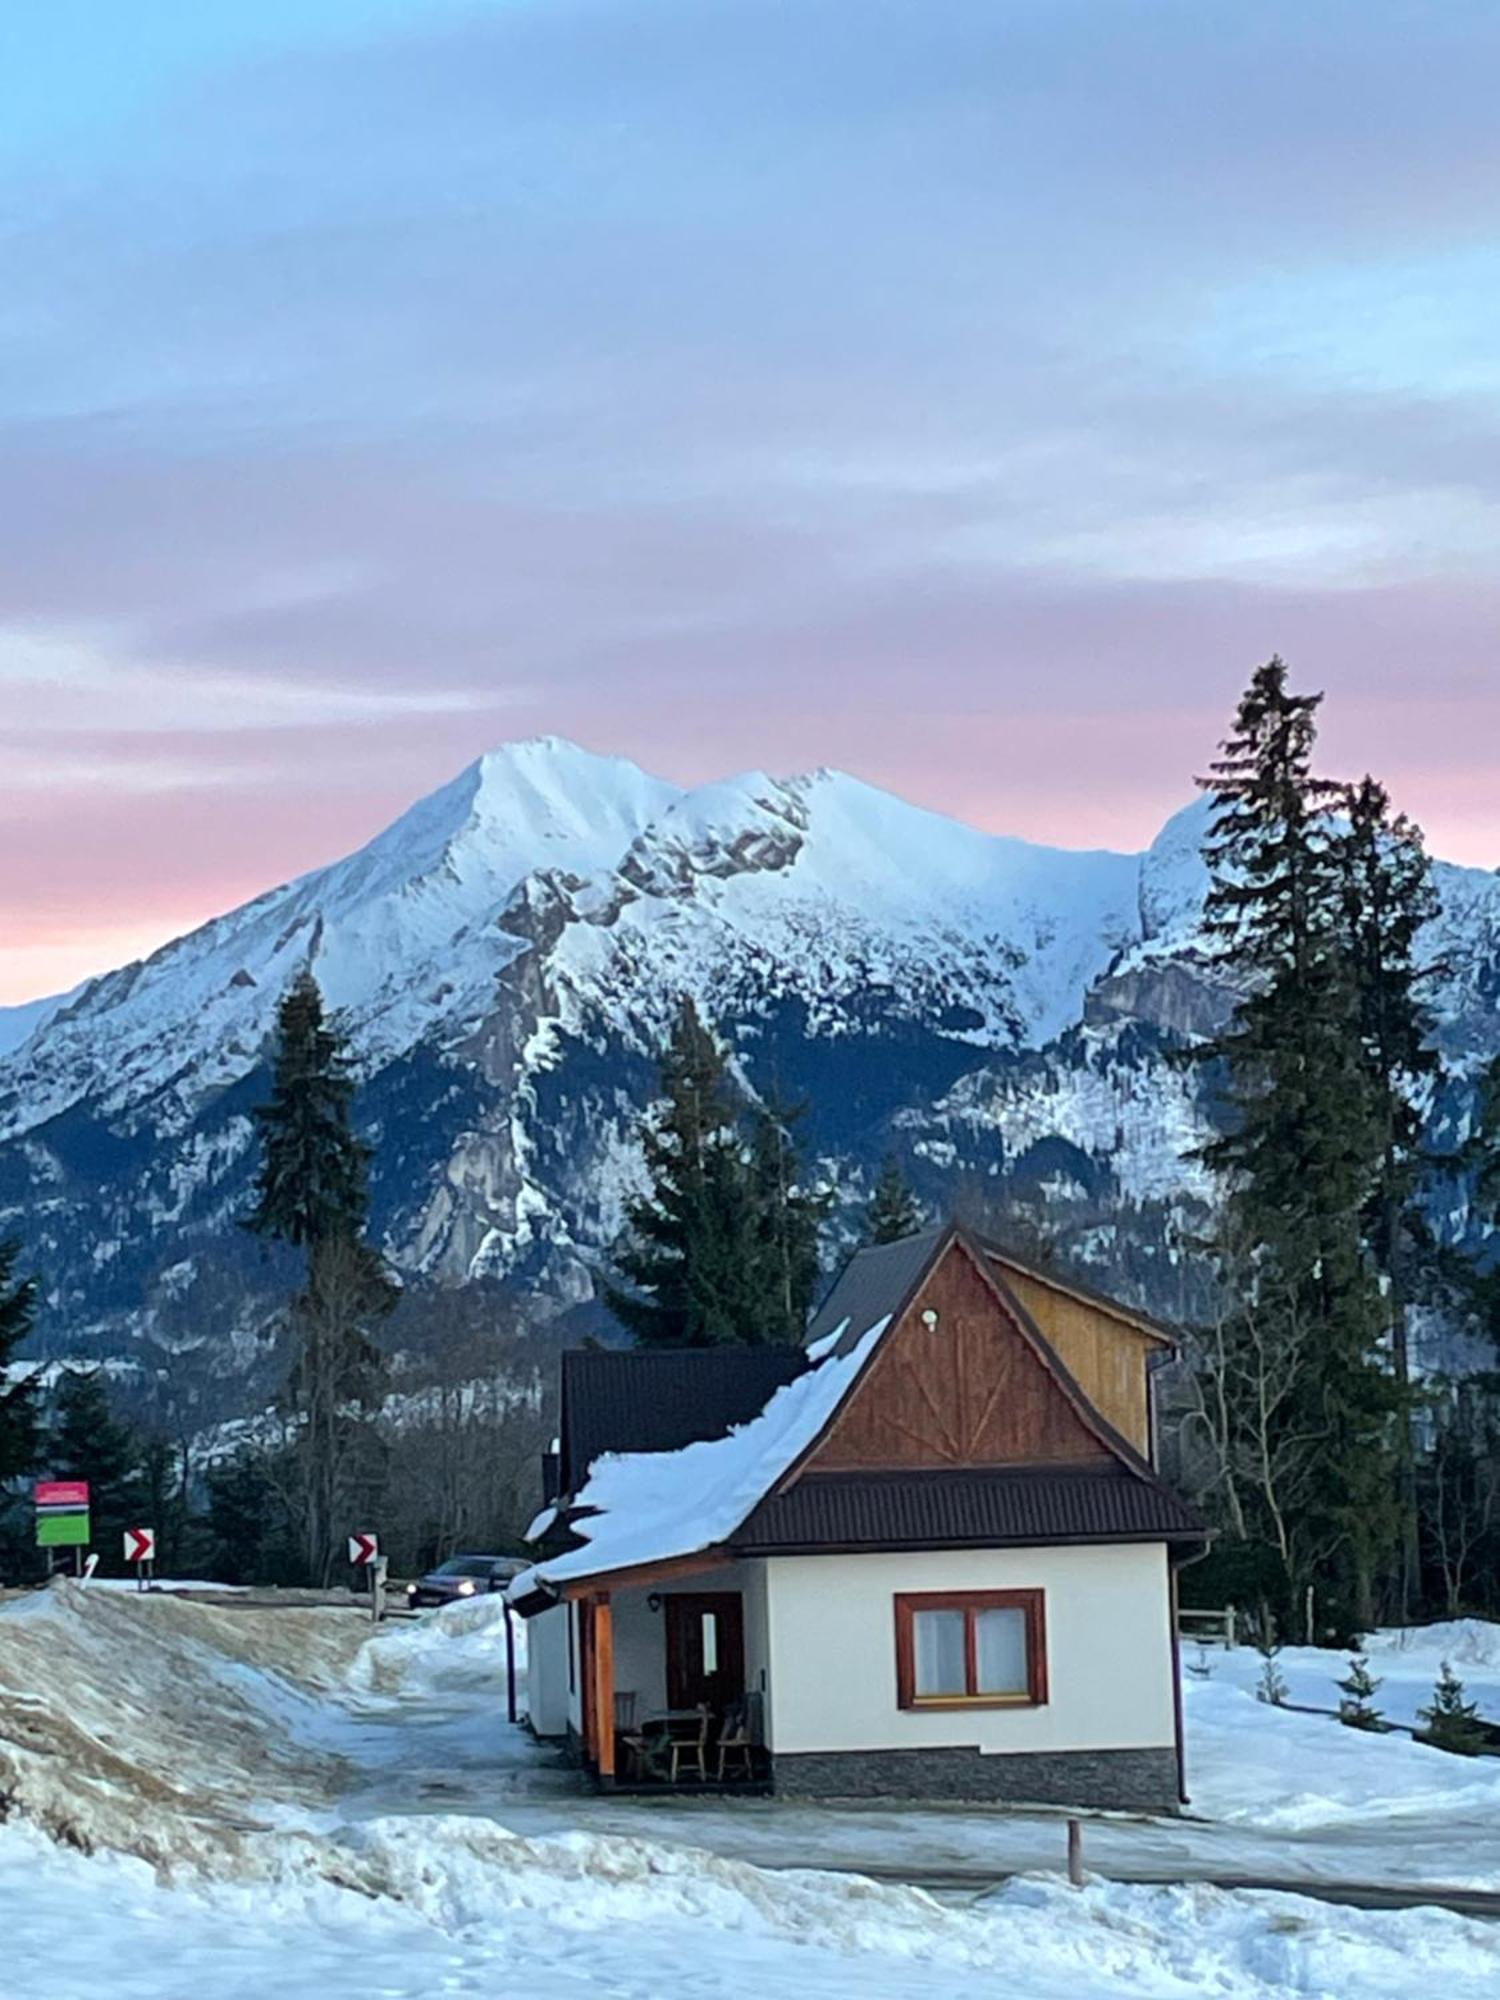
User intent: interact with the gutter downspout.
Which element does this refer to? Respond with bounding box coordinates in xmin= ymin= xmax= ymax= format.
xmin=1168 ymin=1556 xmax=1188 ymax=1807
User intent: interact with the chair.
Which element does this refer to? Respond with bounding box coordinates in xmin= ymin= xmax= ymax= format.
xmin=665 ymin=1703 xmax=712 ymax=1783
xmin=613 ymin=1691 xmax=646 ymax=1777
xmin=716 ymin=1698 xmax=754 ymax=1782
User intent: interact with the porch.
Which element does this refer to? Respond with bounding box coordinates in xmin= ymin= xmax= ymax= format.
xmin=571 ymin=1560 xmax=771 ymax=1793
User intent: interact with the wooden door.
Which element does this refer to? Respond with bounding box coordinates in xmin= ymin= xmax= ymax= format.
xmin=664 ymin=1592 xmax=744 ymax=1713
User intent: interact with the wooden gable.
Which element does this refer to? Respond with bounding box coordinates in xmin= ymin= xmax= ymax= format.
xmin=991 ymin=1261 xmax=1158 ymax=1456
xmin=802 ymin=1237 xmax=1111 ymax=1475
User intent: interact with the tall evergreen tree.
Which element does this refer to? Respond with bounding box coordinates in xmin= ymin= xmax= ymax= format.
xmin=866 ymin=1155 xmax=921 ymax=1245
xmin=1336 ymin=777 xmax=1441 ymax=1340
xmin=0 ymin=1240 xmax=40 ymax=1487
xmin=49 ymin=1369 xmax=144 ymax=1572
xmin=1335 ymin=775 xmax=1441 ymax=1608
xmin=1195 ymin=660 xmax=1395 ymax=1626
xmin=609 ymin=1000 xmax=774 ymax=1347
xmin=246 ymin=968 xmax=393 ymax=1580
xmin=749 ymin=1094 xmax=828 ymax=1341
xmin=246 ymin=970 xmax=372 ymax=1250
xmin=1460 ymin=1054 xmax=1500 ymax=1345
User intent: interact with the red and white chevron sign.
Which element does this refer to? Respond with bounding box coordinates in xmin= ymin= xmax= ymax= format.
xmin=347 ymin=1532 xmax=379 ymax=1566
xmin=123 ymin=1525 xmax=155 ymax=1565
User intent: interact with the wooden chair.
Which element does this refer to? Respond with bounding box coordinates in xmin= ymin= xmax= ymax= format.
xmin=716 ymin=1699 xmax=754 ymax=1782
xmin=665 ymin=1703 xmax=712 ymax=1783
xmin=613 ymin=1691 xmax=645 ymax=1777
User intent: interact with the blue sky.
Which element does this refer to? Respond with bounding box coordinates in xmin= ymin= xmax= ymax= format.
xmin=5 ymin=1 xmax=1499 ymax=999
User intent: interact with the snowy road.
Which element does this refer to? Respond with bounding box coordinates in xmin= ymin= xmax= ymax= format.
xmin=6 ymin=1585 xmax=1500 ymax=1998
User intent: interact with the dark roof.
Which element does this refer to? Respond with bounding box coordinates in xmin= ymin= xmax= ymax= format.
xmin=557 ymin=1345 xmax=808 ymax=1496
xmin=732 ymin=1465 xmax=1207 ymax=1552
xmin=804 ymin=1223 xmax=950 ymax=1358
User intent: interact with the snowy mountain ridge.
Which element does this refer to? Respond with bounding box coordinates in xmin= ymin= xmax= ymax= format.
xmin=1 ymin=737 xmax=1497 ymax=1391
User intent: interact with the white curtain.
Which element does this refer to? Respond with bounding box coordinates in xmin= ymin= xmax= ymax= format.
xmin=913 ymin=1609 xmax=966 ymax=1696
xmin=975 ymin=1607 xmax=1028 ymax=1694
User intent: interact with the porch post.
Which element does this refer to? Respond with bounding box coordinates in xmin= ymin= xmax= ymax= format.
xmin=593 ymin=1591 xmax=615 ymax=1781
xmin=579 ymin=1598 xmax=595 ymax=1764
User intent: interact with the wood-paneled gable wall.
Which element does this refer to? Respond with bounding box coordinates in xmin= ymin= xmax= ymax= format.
xmin=995 ymin=1265 xmax=1154 ymax=1455
xmin=805 ymin=1242 xmax=1109 ymax=1474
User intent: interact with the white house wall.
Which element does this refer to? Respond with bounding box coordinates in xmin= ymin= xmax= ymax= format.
xmin=762 ymin=1543 xmax=1175 ymax=1756
xmin=525 ymin=1602 xmax=570 ymax=1739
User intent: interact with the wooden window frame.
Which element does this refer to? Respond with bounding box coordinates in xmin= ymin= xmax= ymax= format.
xmin=893 ymin=1589 xmax=1048 ymax=1710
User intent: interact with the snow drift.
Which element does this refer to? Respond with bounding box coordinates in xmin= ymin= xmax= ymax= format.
xmin=0 ymin=1581 xmax=367 ymax=1868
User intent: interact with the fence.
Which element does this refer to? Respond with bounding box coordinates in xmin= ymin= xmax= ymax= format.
xmin=1177 ymin=1603 xmax=1237 ymax=1649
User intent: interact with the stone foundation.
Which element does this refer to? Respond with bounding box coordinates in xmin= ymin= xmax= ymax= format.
xmin=770 ymin=1744 xmax=1180 ymax=1812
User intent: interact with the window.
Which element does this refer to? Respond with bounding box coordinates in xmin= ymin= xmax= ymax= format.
xmin=894 ymin=1590 xmax=1047 ymax=1709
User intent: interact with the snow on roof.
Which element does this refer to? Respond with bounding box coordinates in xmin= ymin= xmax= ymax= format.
xmin=508 ymin=1317 xmax=889 ymax=1602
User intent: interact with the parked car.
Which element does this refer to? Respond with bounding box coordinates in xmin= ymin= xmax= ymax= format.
xmin=405 ymin=1554 xmax=525 ymax=1609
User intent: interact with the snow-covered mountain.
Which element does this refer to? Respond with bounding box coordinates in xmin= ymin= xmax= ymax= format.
xmin=3 ymin=737 xmax=1497 ymax=1394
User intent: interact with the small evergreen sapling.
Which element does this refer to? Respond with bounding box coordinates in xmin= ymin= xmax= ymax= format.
xmin=1336 ymin=1654 xmax=1388 ymax=1731
xmin=1416 ymin=1661 xmax=1488 ymax=1756
xmin=1254 ymin=1625 xmax=1289 ymax=1707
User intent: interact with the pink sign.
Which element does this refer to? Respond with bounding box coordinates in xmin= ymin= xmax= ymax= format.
xmin=36 ymin=1480 xmax=90 ymax=1508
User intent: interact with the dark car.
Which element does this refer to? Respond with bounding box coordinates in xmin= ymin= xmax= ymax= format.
xmin=405 ymin=1554 xmax=525 ymax=1609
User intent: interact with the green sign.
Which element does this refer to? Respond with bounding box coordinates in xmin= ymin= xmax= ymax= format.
xmin=37 ymin=1511 xmax=91 ymax=1548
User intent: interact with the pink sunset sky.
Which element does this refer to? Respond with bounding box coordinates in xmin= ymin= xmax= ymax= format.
xmin=6 ymin=2 xmax=1500 ymax=1007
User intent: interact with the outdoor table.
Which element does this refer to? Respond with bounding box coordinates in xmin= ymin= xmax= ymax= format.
xmin=633 ymin=1709 xmax=710 ymax=1780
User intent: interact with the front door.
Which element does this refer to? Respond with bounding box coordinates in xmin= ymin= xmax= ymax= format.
xmin=664 ymin=1592 xmax=745 ymax=1713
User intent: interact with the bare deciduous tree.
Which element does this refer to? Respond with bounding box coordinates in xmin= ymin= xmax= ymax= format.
xmin=1178 ymin=1239 xmax=1342 ymax=1628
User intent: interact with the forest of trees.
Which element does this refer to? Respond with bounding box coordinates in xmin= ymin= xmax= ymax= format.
xmin=0 ymin=657 xmax=1496 ymax=1626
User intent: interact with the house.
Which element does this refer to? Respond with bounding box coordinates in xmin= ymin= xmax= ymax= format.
xmin=510 ymin=1221 xmax=1207 ymax=1810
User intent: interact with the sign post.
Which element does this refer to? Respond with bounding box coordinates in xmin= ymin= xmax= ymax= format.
xmin=124 ymin=1525 xmax=156 ymax=1591
xmin=348 ymin=1533 xmax=383 ymax=1622
xmin=35 ymin=1480 xmax=91 ymax=1576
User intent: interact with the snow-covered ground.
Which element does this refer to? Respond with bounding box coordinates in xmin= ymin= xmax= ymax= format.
xmin=4 ymin=1585 xmax=1500 ymax=1998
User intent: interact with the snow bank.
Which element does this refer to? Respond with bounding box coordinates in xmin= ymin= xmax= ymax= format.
xmin=9 ymin=1808 xmax=1500 ymax=2000
xmin=346 ymin=1593 xmax=523 ymax=1698
xmin=0 ymin=1580 xmax=366 ymax=1868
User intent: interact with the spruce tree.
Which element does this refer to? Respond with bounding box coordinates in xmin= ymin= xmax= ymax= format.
xmin=246 ymin=968 xmax=393 ymax=1581
xmin=247 ymin=970 xmax=371 ymax=1249
xmin=1336 ymin=1653 xmax=1388 ymax=1731
xmin=1254 ymin=1624 xmax=1289 ymax=1707
xmin=0 ymin=1240 xmax=39 ymax=1486
xmin=206 ymin=1449 xmax=298 ymax=1586
xmin=1459 ymin=1054 xmax=1500 ymax=1346
xmin=749 ymin=1095 xmax=828 ymax=1341
xmin=609 ymin=1000 xmax=769 ymax=1347
xmin=1417 ymin=1660 xmax=1488 ymax=1756
xmin=1335 ymin=776 xmax=1440 ymax=1608
xmin=1195 ymin=661 xmax=1395 ymax=1626
xmin=49 ymin=1370 xmax=145 ymax=1572
xmin=866 ymin=1155 xmax=921 ymax=1245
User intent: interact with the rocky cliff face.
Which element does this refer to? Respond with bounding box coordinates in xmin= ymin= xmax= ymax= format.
xmin=2 ymin=738 xmax=1496 ymax=1400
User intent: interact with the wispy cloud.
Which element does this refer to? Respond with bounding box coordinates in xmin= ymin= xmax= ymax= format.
xmin=5 ymin=0 xmax=1500 ymax=1001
